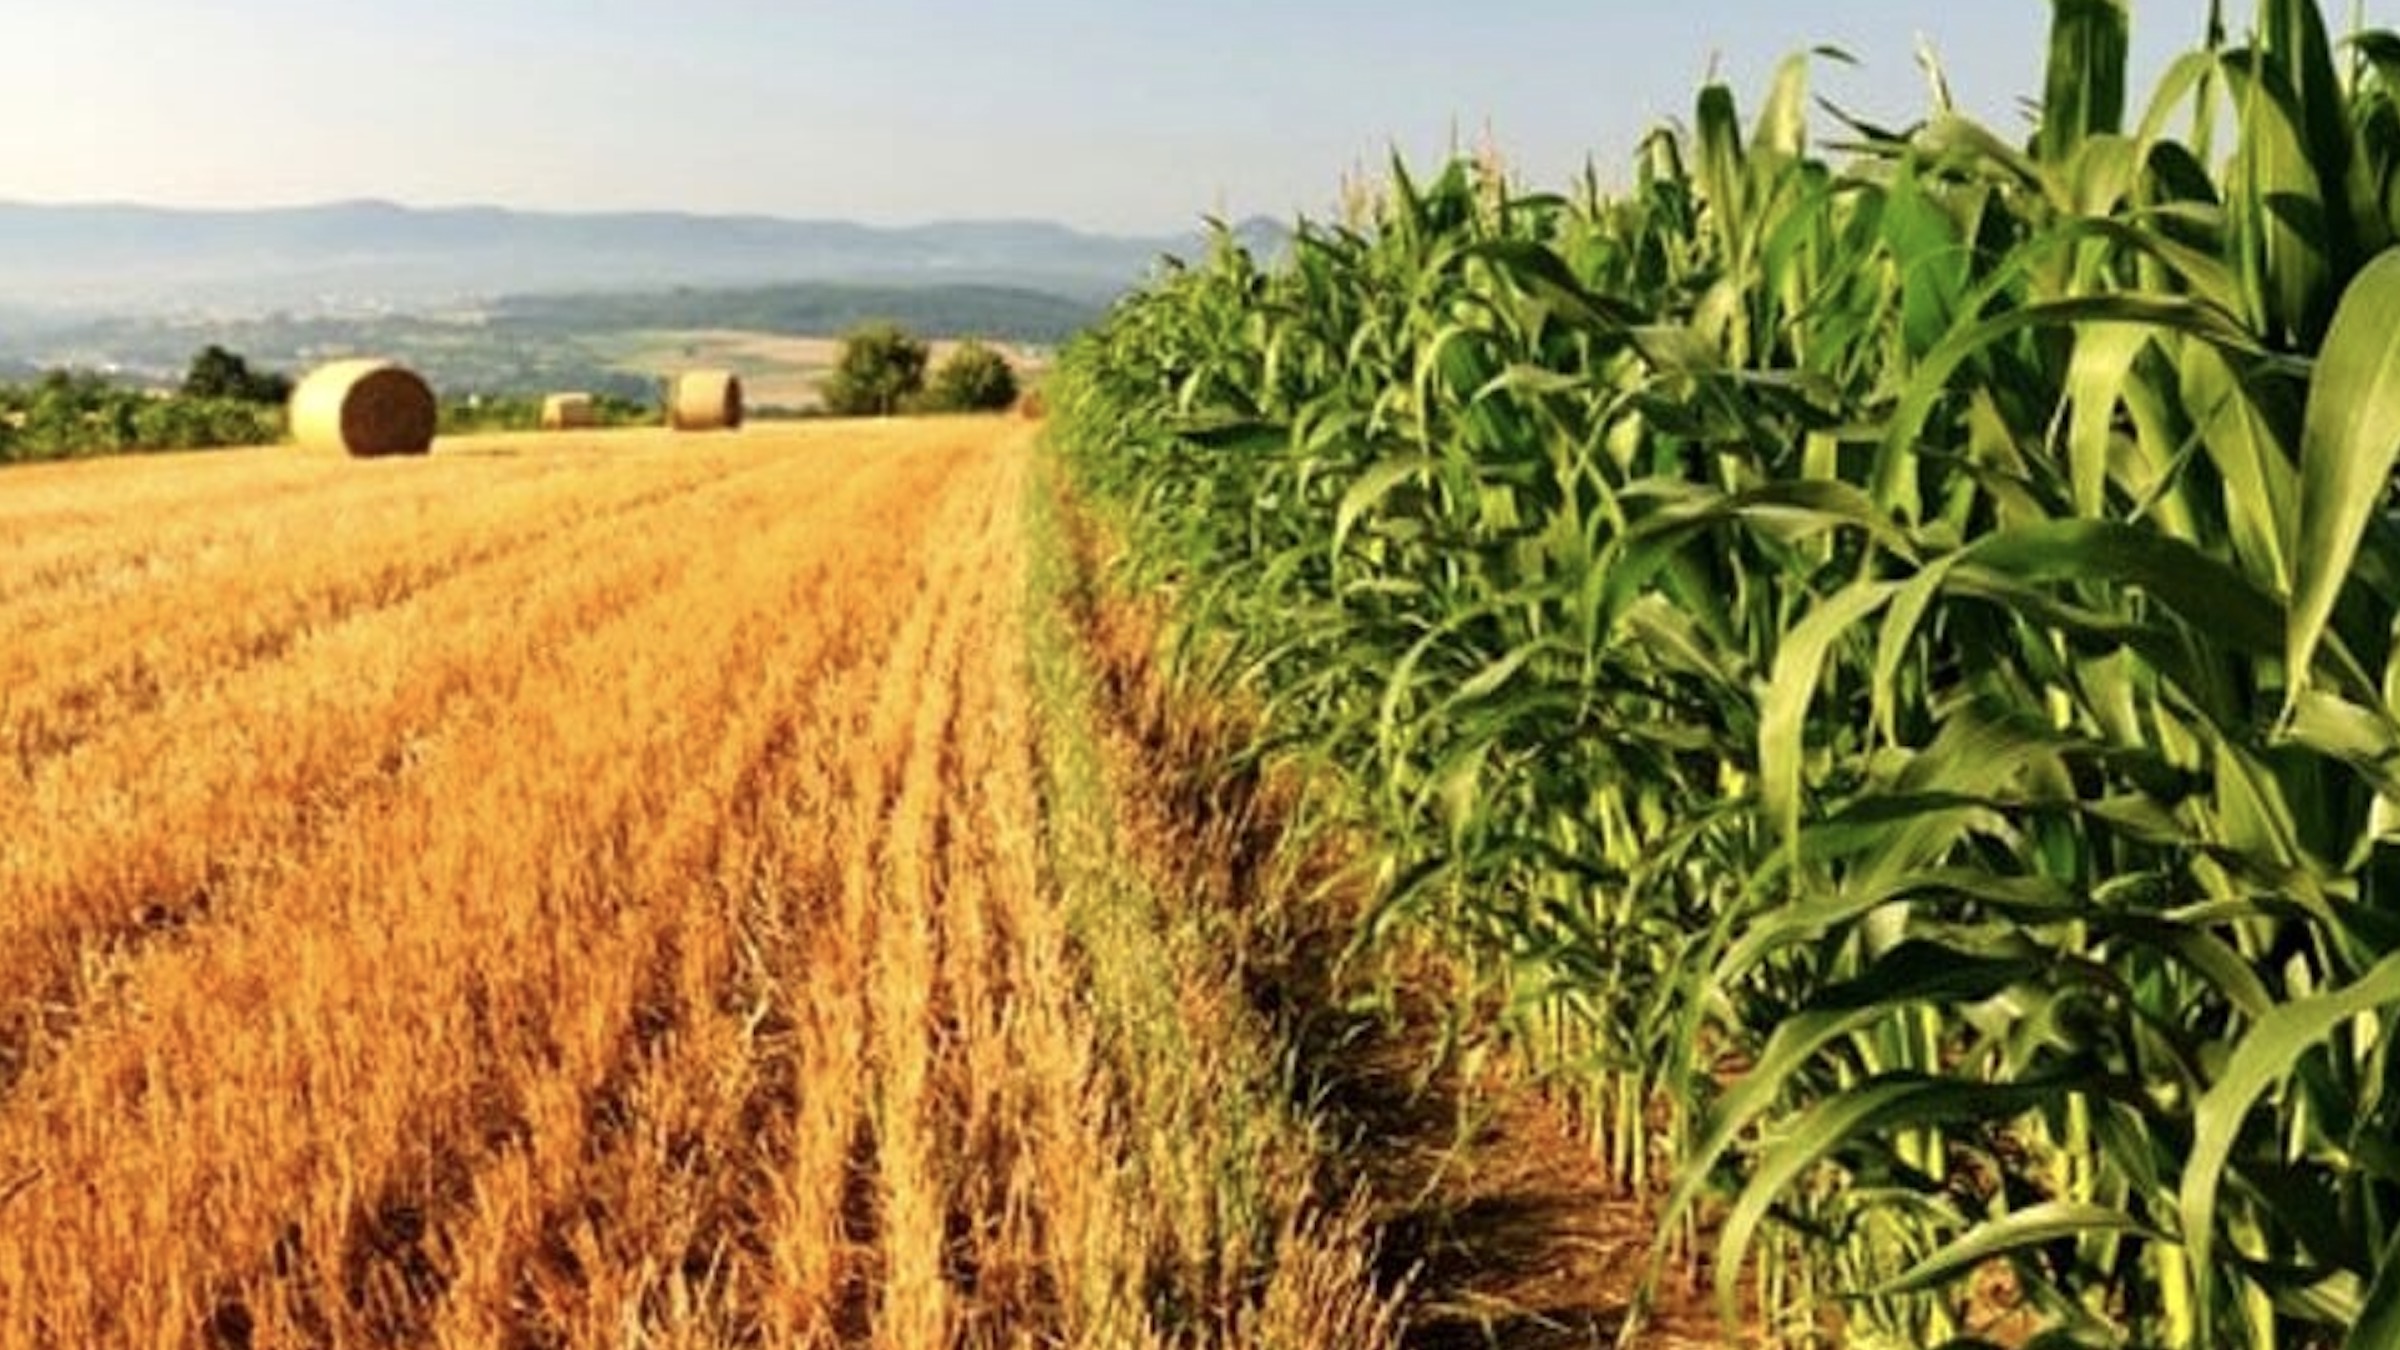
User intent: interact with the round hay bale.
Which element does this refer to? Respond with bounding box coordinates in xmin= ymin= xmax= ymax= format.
xmin=541 ymin=392 xmax=598 ymax=431
xmin=289 ymin=359 xmax=437 ymax=457
xmin=668 ymin=370 xmax=743 ymax=432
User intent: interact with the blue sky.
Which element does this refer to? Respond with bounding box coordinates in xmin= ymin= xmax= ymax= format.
xmin=1 ymin=2 xmax=2392 ymax=233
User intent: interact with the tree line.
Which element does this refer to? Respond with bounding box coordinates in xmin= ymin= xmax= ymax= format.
xmin=438 ymin=392 xmax=654 ymax=436
xmin=821 ymin=325 xmax=1020 ymax=416
xmin=0 ymin=346 xmax=287 ymax=464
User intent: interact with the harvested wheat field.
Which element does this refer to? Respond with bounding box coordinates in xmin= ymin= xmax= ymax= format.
xmin=0 ymin=419 xmax=1424 ymax=1350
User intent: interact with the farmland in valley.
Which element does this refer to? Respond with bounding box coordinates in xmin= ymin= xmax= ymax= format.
xmin=597 ymin=331 xmax=1050 ymax=411
xmin=3 ymin=279 xmax=1100 ymax=408
xmin=0 ymin=420 xmax=1396 ymax=1349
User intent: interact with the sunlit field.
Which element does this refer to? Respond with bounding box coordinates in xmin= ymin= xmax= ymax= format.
xmin=0 ymin=420 xmax=1392 ymax=1349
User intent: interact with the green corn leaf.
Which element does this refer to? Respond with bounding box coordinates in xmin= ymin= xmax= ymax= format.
xmin=1444 ymin=638 xmax=1567 ymax=714
xmin=2288 ymin=249 xmax=2400 ymax=705
xmin=1624 ymin=478 xmax=1917 ymax=558
xmin=1964 ymin=517 xmax=2287 ymax=658
xmin=1661 ymin=942 xmax=2050 ymax=1275
xmin=2345 ymin=1226 xmax=2400 ymax=1350
xmin=1717 ymin=868 xmax=2069 ymax=986
xmin=1458 ymin=238 xmax=1643 ymax=329
xmin=1762 ymin=580 xmax=1902 ymax=855
xmin=1833 ymin=700 xmax=2075 ymax=894
xmin=2262 ymin=0 xmax=2355 ymax=222
xmin=2065 ymin=133 xmax=2142 ymax=217
xmin=2063 ymin=322 xmax=2151 ymax=517
xmin=2223 ymin=47 xmax=2337 ymax=344
xmin=2040 ymin=0 xmax=2131 ymax=165
xmin=1331 ymin=455 xmax=1439 ymax=558
xmin=1920 ymin=112 xmax=2048 ymax=195
xmin=2271 ymin=1271 xmax=2366 ymax=1332
xmin=1871 ymin=558 xmax=1959 ymax=746
xmin=2181 ymin=340 xmax=2297 ymax=593
xmin=1621 ymin=595 xmax=1744 ymax=693
xmin=1716 ymin=1077 xmax=2078 ymax=1324
xmin=2283 ymin=688 xmax=2400 ymax=802
xmin=2146 ymin=921 xmax=2278 ymax=1022
xmin=2357 ymin=32 xmax=2400 ymax=118
xmin=2074 ymin=216 xmax=2242 ymax=314
xmin=2134 ymin=49 xmax=2234 ymax=150
xmin=1883 ymin=162 xmax=1971 ymax=359
xmin=1883 ymin=291 xmax=2266 ymax=516
xmin=1696 ymin=82 xmax=1748 ymax=263
xmin=1754 ymin=52 xmax=1813 ymax=159
xmin=1867 ymin=1201 xmax=2158 ymax=1299
xmin=1374 ymin=597 xmax=1518 ymax=746
xmin=2183 ymin=946 xmax=2400 ymax=1347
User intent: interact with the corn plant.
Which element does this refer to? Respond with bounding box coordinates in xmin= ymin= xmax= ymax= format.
xmin=1051 ymin=1 xmax=2400 ymax=1344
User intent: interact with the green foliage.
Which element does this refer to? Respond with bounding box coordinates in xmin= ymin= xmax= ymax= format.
xmin=436 ymin=392 xmax=654 ymax=435
xmin=0 ymin=368 xmax=281 ymax=464
xmin=179 ymin=344 xmax=292 ymax=404
xmin=917 ymin=339 xmax=1020 ymax=412
xmin=1051 ymin=1 xmax=2400 ymax=1344
xmin=821 ymin=322 xmax=930 ymax=417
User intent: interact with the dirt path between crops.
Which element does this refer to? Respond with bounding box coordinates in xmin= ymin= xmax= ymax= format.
xmin=1054 ymin=506 xmax=1739 ymax=1350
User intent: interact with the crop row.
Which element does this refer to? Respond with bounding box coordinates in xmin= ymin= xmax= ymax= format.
xmin=1053 ymin=3 xmax=2400 ymax=1344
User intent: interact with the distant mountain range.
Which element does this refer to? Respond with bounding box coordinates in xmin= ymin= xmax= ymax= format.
xmin=0 ymin=199 xmax=1291 ymax=318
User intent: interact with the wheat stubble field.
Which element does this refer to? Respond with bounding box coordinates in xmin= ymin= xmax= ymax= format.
xmin=0 ymin=420 xmax=1392 ymax=1350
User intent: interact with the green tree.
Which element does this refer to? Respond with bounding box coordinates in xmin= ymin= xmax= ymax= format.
xmin=181 ymin=345 xmax=293 ymax=404
xmin=819 ymin=322 xmax=928 ymax=416
xmin=918 ymin=340 xmax=1019 ymax=412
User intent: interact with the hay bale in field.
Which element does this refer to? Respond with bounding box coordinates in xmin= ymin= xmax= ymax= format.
xmin=668 ymin=370 xmax=744 ymax=432
xmin=289 ymin=359 xmax=437 ymax=457
xmin=540 ymin=392 xmax=598 ymax=430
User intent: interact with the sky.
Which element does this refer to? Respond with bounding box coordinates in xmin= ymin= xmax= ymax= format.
xmin=0 ymin=1 xmax=2394 ymax=235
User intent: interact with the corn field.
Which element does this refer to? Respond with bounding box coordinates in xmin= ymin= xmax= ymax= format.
xmin=1051 ymin=1 xmax=2400 ymax=1344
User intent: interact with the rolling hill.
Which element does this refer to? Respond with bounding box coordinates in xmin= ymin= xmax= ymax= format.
xmin=0 ymin=200 xmax=1289 ymax=315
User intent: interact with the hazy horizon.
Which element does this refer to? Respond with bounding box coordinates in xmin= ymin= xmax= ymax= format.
xmin=0 ymin=196 xmax=1260 ymax=234
xmin=5 ymin=2 xmax=2397 ymax=235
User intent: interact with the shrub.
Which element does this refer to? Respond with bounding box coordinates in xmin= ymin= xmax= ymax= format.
xmin=820 ymin=322 xmax=929 ymax=416
xmin=917 ymin=340 xmax=1019 ymax=412
xmin=180 ymin=345 xmax=293 ymax=405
